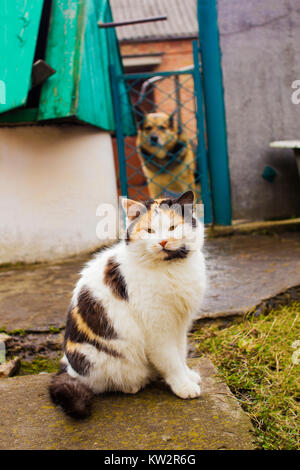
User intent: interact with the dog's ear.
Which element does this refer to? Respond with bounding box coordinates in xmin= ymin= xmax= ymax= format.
xmin=134 ymin=105 xmax=146 ymax=129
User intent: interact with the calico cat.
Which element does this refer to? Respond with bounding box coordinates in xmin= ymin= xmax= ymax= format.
xmin=49 ymin=191 xmax=206 ymax=419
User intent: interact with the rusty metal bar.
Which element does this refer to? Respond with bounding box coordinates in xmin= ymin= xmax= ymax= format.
xmin=98 ymin=15 xmax=167 ymax=28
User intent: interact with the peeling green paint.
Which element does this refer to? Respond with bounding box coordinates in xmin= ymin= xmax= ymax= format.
xmin=0 ymin=0 xmax=134 ymax=131
xmin=0 ymin=0 xmax=44 ymax=113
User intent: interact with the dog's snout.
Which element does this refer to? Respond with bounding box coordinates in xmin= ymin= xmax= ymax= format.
xmin=150 ymin=134 xmax=159 ymax=145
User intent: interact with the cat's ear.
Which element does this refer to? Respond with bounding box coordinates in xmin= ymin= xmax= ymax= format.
xmin=175 ymin=191 xmax=194 ymax=206
xmin=122 ymin=198 xmax=145 ymax=221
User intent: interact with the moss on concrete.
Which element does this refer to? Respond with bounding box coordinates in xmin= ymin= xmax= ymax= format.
xmin=19 ymin=356 xmax=60 ymax=375
xmin=0 ymin=358 xmax=254 ymax=450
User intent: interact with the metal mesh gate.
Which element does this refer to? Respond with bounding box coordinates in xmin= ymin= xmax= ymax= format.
xmin=111 ymin=41 xmax=213 ymax=224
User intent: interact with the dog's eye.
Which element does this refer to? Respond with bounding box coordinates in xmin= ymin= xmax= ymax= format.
xmin=169 ymin=225 xmax=176 ymax=231
xmin=146 ymin=228 xmax=155 ymax=234
xmin=158 ymin=125 xmax=166 ymax=130
xmin=144 ymin=126 xmax=152 ymax=131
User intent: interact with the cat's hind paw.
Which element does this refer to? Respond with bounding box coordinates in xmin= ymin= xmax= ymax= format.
xmin=171 ymin=379 xmax=201 ymax=399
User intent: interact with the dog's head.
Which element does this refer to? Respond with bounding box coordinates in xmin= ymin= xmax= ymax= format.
xmin=137 ymin=112 xmax=178 ymax=159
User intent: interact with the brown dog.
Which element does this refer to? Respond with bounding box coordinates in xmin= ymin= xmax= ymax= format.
xmin=136 ymin=112 xmax=200 ymax=200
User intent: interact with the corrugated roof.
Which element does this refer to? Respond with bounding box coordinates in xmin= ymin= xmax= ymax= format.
xmin=110 ymin=0 xmax=198 ymax=42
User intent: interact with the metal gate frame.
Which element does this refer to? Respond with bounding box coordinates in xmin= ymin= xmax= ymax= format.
xmin=110 ymin=39 xmax=213 ymax=225
xmin=197 ymin=0 xmax=232 ymax=225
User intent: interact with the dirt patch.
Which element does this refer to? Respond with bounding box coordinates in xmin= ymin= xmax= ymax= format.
xmin=3 ymin=331 xmax=63 ymax=375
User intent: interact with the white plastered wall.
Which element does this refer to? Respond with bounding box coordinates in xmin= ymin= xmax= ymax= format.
xmin=0 ymin=125 xmax=118 ymax=264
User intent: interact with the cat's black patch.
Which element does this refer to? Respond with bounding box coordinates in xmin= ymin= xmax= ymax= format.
xmin=78 ymin=287 xmax=118 ymax=339
xmin=64 ymin=307 xmax=122 ymax=358
xmin=49 ymin=372 xmax=94 ymax=419
xmin=159 ymin=190 xmax=193 ymax=206
xmin=159 ymin=192 xmax=196 ymax=228
xmin=163 ymin=246 xmax=190 ymax=261
xmin=65 ymin=349 xmax=91 ymax=376
xmin=104 ymin=257 xmax=128 ymax=301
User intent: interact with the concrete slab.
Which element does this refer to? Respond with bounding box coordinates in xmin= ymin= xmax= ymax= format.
xmin=0 ymin=255 xmax=88 ymax=331
xmin=0 ymin=358 xmax=254 ymax=450
xmin=201 ymin=233 xmax=300 ymax=318
xmin=0 ymin=233 xmax=300 ymax=331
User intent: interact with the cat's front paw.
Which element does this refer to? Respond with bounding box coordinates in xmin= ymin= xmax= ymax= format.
xmin=171 ymin=379 xmax=201 ymax=399
xmin=122 ymin=384 xmax=142 ymax=394
xmin=186 ymin=368 xmax=202 ymax=384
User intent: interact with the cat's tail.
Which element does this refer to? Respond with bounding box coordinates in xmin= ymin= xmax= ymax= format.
xmin=49 ymin=370 xmax=94 ymax=419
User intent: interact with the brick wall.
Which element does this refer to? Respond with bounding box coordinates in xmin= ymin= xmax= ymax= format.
xmin=120 ymin=39 xmax=195 ymax=71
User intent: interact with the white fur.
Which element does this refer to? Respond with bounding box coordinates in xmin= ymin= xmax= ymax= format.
xmin=65 ymin=212 xmax=206 ymax=399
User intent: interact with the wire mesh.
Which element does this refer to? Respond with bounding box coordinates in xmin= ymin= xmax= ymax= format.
xmin=114 ymin=71 xmax=204 ymax=204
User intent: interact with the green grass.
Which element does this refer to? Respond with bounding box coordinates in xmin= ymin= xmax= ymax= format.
xmin=48 ymin=326 xmax=61 ymax=334
xmin=19 ymin=356 xmax=60 ymax=375
xmin=193 ymin=302 xmax=300 ymax=450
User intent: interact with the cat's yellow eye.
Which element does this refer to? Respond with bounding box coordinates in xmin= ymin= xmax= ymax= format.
xmin=146 ymin=228 xmax=155 ymax=234
xmin=169 ymin=225 xmax=176 ymax=231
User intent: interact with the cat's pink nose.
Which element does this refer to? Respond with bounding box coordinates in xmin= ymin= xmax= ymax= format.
xmin=159 ymin=240 xmax=168 ymax=248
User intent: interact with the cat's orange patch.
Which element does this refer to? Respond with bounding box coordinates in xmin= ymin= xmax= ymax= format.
xmin=67 ymin=308 xmax=122 ymax=358
xmin=129 ymin=201 xmax=184 ymax=240
xmin=71 ymin=307 xmax=101 ymax=344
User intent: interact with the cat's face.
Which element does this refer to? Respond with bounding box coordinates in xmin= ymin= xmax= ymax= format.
xmin=122 ymin=191 xmax=203 ymax=261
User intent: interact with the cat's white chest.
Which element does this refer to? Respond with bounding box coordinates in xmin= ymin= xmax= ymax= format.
xmin=126 ymin=254 xmax=205 ymax=321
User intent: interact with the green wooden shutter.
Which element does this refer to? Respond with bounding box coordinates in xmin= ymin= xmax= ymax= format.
xmin=38 ymin=0 xmax=86 ymax=121
xmin=76 ymin=0 xmax=135 ymax=132
xmin=0 ymin=0 xmax=44 ymax=113
xmin=76 ymin=0 xmax=115 ymax=130
xmin=39 ymin=0 xmax=135 ymax=132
